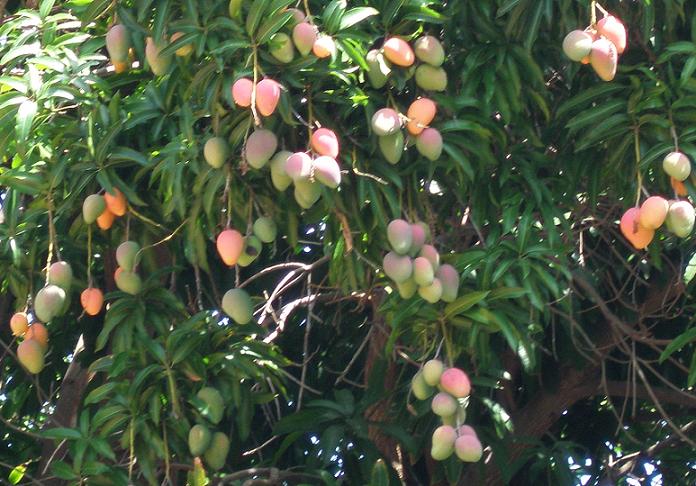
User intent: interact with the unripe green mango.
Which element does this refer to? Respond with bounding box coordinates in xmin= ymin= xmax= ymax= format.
xmin=253 ymin=217 xmax=278 ymax=243
xmin=411 ymin=371 xmax=434 ymax=400
xmin=312 ymin=156 xmax=341 ymax=188
xmin=431 ymin=425 xmax=457 ymax=461
xmin=245 ymin=129 xmax=278 ymax=169
xmin=203 ymin=432 xmax=230 ymax=471
xmin=431 ymin=392 xmax=457 ymax=417
xmin=294 ymin=179 xmax=322 ymax=209
xmin=663 ymin=151 xmax=691 ymax=181
xmin=666 ymin=200 xmax=695 ymax=238
xmin=422 ymin=359 xmax=444 ymax=386
xmin=145 ymin=37 xmax=172 ymax=76
xmin=35 ymin=284 xmax=66 ymax=323
xmin=562 ymin=30 xmax=593 ymax=62
xmin=83 ymin=194 xmax=106 ymax=224
xmin=270 ymin=151 xmax=293 ymax=191
xmin=229 ymin=0 xmax=242 ymax=18
xmin=221 ymin=288 xmax=253 ymax=325
xmin=204 ymin=137 xmax=230 ymax=169
xmin=269 ymin=32 xmax=295 ymax=63
xmin=414 ymin=35 xmax=445 ymax=66
xmin=371 ymin=108 xmax=402 ymax=137
xmin=197 ymin=387 xmax=225 ymax=424
xmin=115 ymin=269 xmax=142 ymax=295
xmin=418 ymin=277 xmax=443 ymax=303
xmin=116 ymin=241 xmax=140 ymax=272
xmin=188 ymin=424 xmax=212 ymax=456
xmin=48 ymin=261 xmax=73 ymax=291
xmin=237 ymin=235 xmax=262 ymax=267
xmin=379 ymin=131 xmax=404 ymax=164
xmin=415 ymin=65 xmax=447 ymax=92
xmin=396 ymin=278 xmax=418 ymax=299
xmin=18 ymin=339 xmax=44 ymax=374
xmin=365 ymin=49 xmax=391 ymax=88
xmin=416 ymin=128 xmax=443 ymax=161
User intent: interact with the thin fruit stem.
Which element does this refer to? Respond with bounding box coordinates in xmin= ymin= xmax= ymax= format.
xmin=590 ymin=1 xmax=597 ymax=27
xmin=87 ymin=224 xmax=92 ymax=288
xmin=250 ymin=45 xmax=262 ymax=127
xmin=634 ymin=126 xmax=643 ymax=207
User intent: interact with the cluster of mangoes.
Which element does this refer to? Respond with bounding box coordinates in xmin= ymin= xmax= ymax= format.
xmin=83 ymin=187 xmax=128 ymax=231
xmin=562 ymin=13 xmax=627 ymax=81
xmin=372 ymin=98 xmax=442 ymax=164
xmin=620 ymin=151 xmax=695 ymax=249
xmin=411 ymin=360 xmax=483 ymax=463
xmin=365 ymin=35 xmax=447 ymax=92
xmin=105 ymin=23 xmax=192 ymax=75
xmin=114 ymin=240 xmax=143 ymax=295
xmin=266 ymin=8 xmax=337 ymax=62
xmin=382 ymin=219 xmax=460 ymax=303
xmin=10 ymin=312 xmax=48 ymax=374
xmin=231 ymin=77 xmax=282 ymax=118
xmin=187 ymin=387 xmax=231 ymax=471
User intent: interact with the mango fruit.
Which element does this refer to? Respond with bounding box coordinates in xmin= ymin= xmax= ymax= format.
xmin=106 ymin=24 xmax=130 ymax=64
xmin=116 ymin=241 xmax=140 ymax=272
xmin=365 ymin=49 xmax=391 ymax=88
xmin=80 ymin=288 xmax=104 ymax=316
xmin=411 ymin=371 xmax=434 ymax=400
xmin=596 ymin=15 xmax=627 ymax=54
xmin=663 ymin=151 xmax=691 ymax=181
xmin=423 ymin=359 xmax=444 ymax=386
xmin=666 ymin=200 xmax=695 ymax=238
xmin=293 ymin=22 xmax=317 ymax=56
xmin=671 ymin=177 xmax=688 ymax=197
xmin=396 ymin=278 xmax=418 ymax=299
xmin=285 ymin=152 xmax=313 ymax=181
xmin=418 ymin=278 xmax=442 ymax=303
xmin=383 ymin=37 xmax=415 ymax=67
xmin=431 ymin=392 xmax=457 ymax=417
xmin=197 ymin=387 xmax=225 ymax=424
xmin=232 ymin=78 xmax=253 ymax=108
xmin=431 ymin=425 xmax=457 ymax=461
xmin=170 ymin=32 xmax=193 ymax=57
xmin=371 ymin=108 xmax=402 ymax=137
xmin=114 ymin=268 xmax=142 ymax=295
xmin=10 ymin=312 xmax=28 ymax=337
xmin=407 ymin=98 xmax=437 ymax=135
xmin=313 ymin=35 xmax=336 ymax=59
xmin=440 ymin=368 xmax=471 ymax=398
xmin=415 ymin=65 xmax=447 ymax=92
xmin=311 ymin=128 xmax=339 ymax=158
xmin=312 ymin=156 xmax=341 ymax=188
xmin=379 ymin=131 xmax=404 ymax=164
xmin=269 ymin=32 xmax=294 ymax=63
xmin=203 ymin=432 xmax=230 ymax=471
xmin=255 ymin=78 xmax=281 ymax=117
xmin=383 ymin=252 xmax=413 ymax=283
xmin=104 ymin=187 xmax=127 ymax=216
xmin=294 ymin=179 xmax=322 ymax=209
xmin=48 ymin=261 xmax=73 ymax=291
xmin=562 ymin=30 xmax=593 ymax=61
xmin=188 ymin=424 xmax=212 ymax=456
xmin=414 ymin=35 xmax=445 ymax=66
xmin=221 ymin=288 xmax=253 ymax=325
xmin=419 ymin=245 xmax=440 ymax=270
xmin=96 ymin=208 xmax=115 ymax=230
xmin=417 ymin=128 xmax=443 ymax=160
xmin=25 ymin=323 xmax=48 ymax=351
xmin=455 ymin=434 xmax=483 ymax=462
xmin=216 ymin=229 xmax=244 ymax=266
xmin=286 ymin=8 xmax=305 ymax=24
xmin=436 ymin=264 xmax=460 ymax=303
xmin=237 ymin=235 xmax=262 ymax=267
xmin=413 ymin=257 xmax=435 ymax=286
xmin=35 ymin=285 xmax=66 ymax=323
xmin=145 ymin=37 xmax=172 ymax=76
xmin=83 ymin=194 xmax=106 ymax=224
xmin=590 ymin=38 xmax=618 ymax=82
xmin=18 ymin=338 xmax=44 ymax=374
xmin=620 ymin=207 xmax=654 ymax=249
xmin=639 ymin=196 xmax=669 ymax=230
xmin=270 ymin=151 xmax=293 ymax=191
xmin=245 ymin=129 xmax=278 ymax=169
xmin=387 ymin=219 xmax=413 ymax=254
xmin=204 ymin=137 xmax=230 ymax=169
xmin=409 ymin=223 xmax=427 ymax=255
xmin=253 ymin=217 xmax=277 ymax=243
xmin=229 ymin=0 xmax=242 ymax=18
